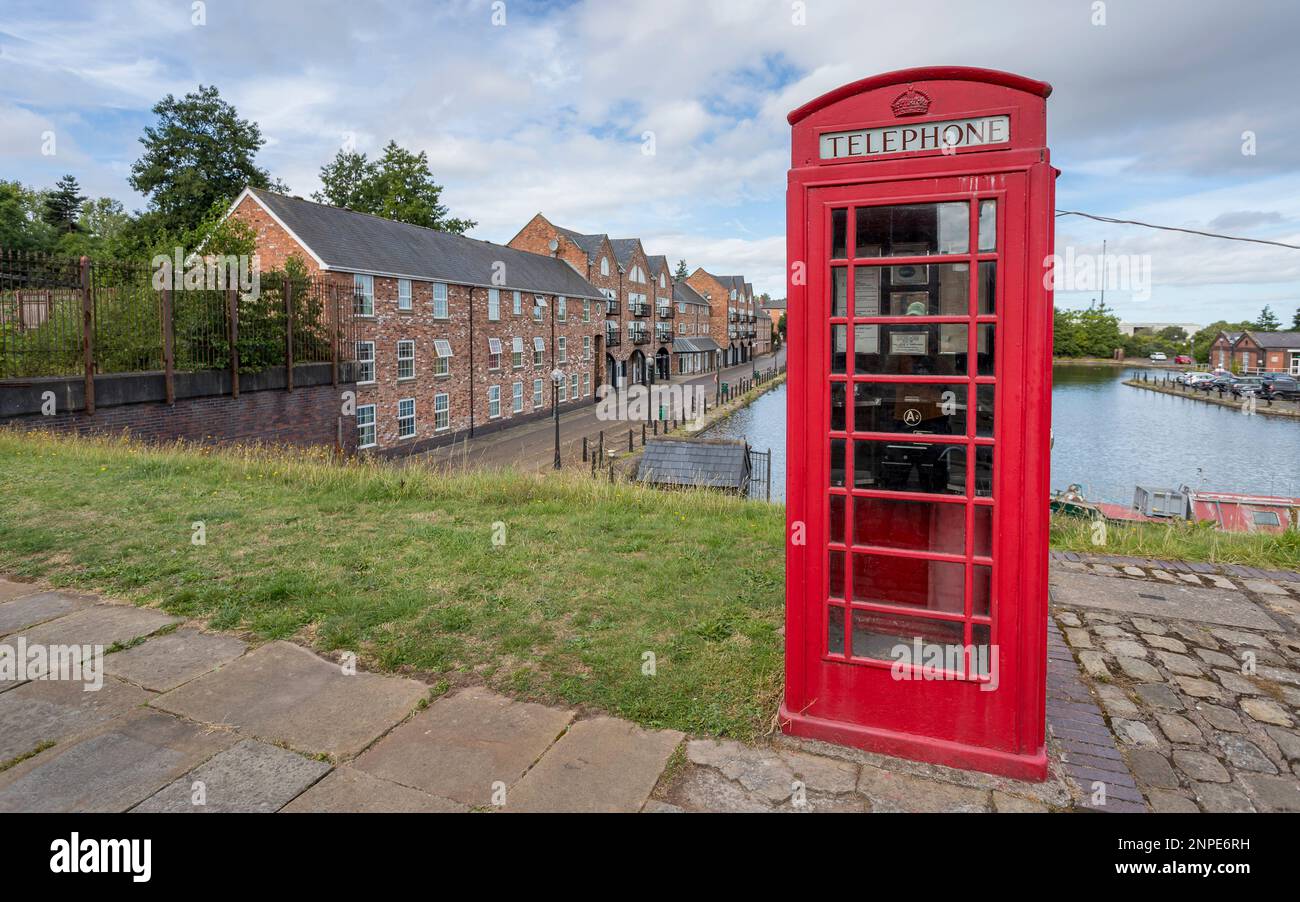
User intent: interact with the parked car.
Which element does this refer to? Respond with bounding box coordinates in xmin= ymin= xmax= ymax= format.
xmin=1230 ymin=376 xmax=1266 ymax=398
xmin=1260 ymin=374 xmax=1300 ymax=401
xmin=1174 ymin=355 xmax=1193 ymax=365
xmin=1149 ymin=352 xmax=1168 ymax=362
xmin=1183 ymin=372 xmax=1214 ymax=387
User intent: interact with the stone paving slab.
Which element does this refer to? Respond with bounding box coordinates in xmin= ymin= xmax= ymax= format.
xmin=152 ymin=641 xmax=427 ymax=759
xmin=106 ymin=628 xmax=247 ymax=692
xmin=354 ymin=686 xmax=573 ymax=807
xmin=18 ymin=603 xmax=181 ymax=656
xmin=0 ymin=675 xmax=152 ymax=763
xmin=505 ymin=716 xmax=684 ymax=813
xmin=0 ymin=578 xmax=42 ymax=603
xmin=1049 ymin=571 xmax=1282 ymax=631
xmin=0 ymin=591 xmax=94 ymax=637
xmin=0 ymin=709 xmax=236 ymax=812
xmin=281 ymin=766 xmax=468 ymax=813
xmin=133 ymin=738 xmax=331 ymax=812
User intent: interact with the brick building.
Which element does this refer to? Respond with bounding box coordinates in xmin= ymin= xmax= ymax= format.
xmin=670 ymin=280 xmax=718 ymax=374
xmin=1207 ymin=331 xmax=1243 ymax=370
xmin=228 ymin=188 xmax=607 ymax=455
xmin=1232 ymin=330 xmax=1300 ymax=374
xmin=686 ymin=269 xmax=760 ymax=366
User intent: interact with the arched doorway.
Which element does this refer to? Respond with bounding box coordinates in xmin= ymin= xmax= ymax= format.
xmin=655 ymin=347 xmax=670 ymax=380
xmin=628 ymin=350 xmax=646 ymax=386
xmin=605 ymin=353 xmax=620 ymax=390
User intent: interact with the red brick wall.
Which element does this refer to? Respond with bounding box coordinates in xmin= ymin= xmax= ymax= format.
xmin=5 ymin=382 xmax=355 ymax=453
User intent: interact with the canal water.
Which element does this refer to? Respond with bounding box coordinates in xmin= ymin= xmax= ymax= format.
xmin=705 ymin=365 xmax=1300 ymax=504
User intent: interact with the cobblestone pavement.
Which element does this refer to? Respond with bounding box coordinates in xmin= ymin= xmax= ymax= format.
xmin=3 ymin=553 xmax=1298 ymax=813
xmin=1049 ymin=555 xmax=1300 ymax=813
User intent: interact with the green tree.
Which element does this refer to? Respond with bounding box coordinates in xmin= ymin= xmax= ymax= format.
xmin=674 ymin=259 xmax=688 ymax=280
xmin=0 ymin=181 xmax=56 ymax=252
xmin=41 ymin=175 xmax=86 ymax=234
xmin=314 ymin=140 xmax=474 ymax=234
xmin=1190 ymin=319 xmax=1253 ymax=363
xmin=1293 ymin=308 xmax=1300 ymax=330
xmin=129 ymin=85 xmax=281 ymax=237
xmin=1254 ymin=305 xmax=1281 ymax=331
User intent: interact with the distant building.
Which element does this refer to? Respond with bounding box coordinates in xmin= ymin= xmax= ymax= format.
xmin=1118 ymin=321 xmax=1203 ymax=338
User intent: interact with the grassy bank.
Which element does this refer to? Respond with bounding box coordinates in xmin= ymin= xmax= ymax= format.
xmin=1050 ymin=514 xmax=1299 ymax=570
xmin=0 ymin=431 xmax=784 ymax=740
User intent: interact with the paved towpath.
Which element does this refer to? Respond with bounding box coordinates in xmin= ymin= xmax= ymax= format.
xmin=1 ymin=555 xmax=1296 ymax=812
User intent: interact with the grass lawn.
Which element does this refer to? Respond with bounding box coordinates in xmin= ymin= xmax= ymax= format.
xmin=1050 ymin=514 xmax=1299 ymax=570
xmin=0 ymin=431 xmax=785 ymax=740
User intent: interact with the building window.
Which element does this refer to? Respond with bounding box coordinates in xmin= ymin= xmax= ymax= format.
xmin=397 ymin=398 xmax=416 ymax=439
xmin=398 ymin=278 xmax=411 ymax=311
xmin=533 ymin=296 xmax=544 ymax=322
xmin=488 ymin=385 xmax=500 ymax=419
xmin=558 ymin=377 xmax=567 ymax=403
xmin=570 ymin=373 xmax=579 ymax=399
xmin=1252 ymin=510 xmax=1281 ymax=527
xmin=488 ymin=288 xmax=500 ymax=321
xmin=533 ymin=378 xmax=543 ymax=409
xmin=660 ymin=273 xmax=666 ymax=288
xmin=433 ymin=339 xmax=452 ymax=377
xmin=357 ymin=404 xmax=376 ymax=448
xmin=555 ymin=296 xmax=565 ymax=322
xmin=353 ymin=274 xmax=374 ymax=317
xmin=512 ymin=381 xmax=524 ymax=413
xmin=583 ymin=301 xmax=591 ymax=323
xmin=533 ymin=336 xmax=545 ymax=366
xmin=488 ymin=337 xmax=502 ymax=370
xmin=356 ymin=341 xmax=375 ymax=383
xmin=557 ymin=336 xmax=567 ymax=363
xmin=584 ymin=372 xmax=591 ymax=396
xmin=397 ymin=340 xmax=415 ymax=380
xmin=433 ymin=282 xmax=448 ymax=318
xmin=512 ymin=336 xmax=524 ymax=368
xmin=434 ymin=393 xmax=449 ymax=431
xmin=600 ymin=257 xmax=609 ymax=276
xmin=583 ymin=336 xmax=592 ymax=360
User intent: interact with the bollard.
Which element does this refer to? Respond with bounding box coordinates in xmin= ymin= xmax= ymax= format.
xmin=628 ymin=429 xmax=633 ymax=452
xmin=583 ymin=436 xmax=588 ymax=462
xmin=642 ymin=423 xmax=646 ymax=445
xmin=653 ymin=420 xmax=658 ymax=435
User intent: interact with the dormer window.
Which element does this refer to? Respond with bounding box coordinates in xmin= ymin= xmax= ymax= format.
xmin=600 ymin=257 xmax=609 ymax=276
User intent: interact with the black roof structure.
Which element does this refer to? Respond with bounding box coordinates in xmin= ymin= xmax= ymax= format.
xmin=637 ymin=438 xmax=751 ymax=493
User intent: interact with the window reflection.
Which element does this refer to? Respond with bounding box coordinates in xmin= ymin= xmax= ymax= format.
xmin=854 ymin=323 xmax=967 ymax=375
xmin=853 ymin=382 xmax=966 ymax=435
xmin=855 ymin=203 xmax=969 ymax=257
xmin=851 ymin=439 xmax=966 ymax=495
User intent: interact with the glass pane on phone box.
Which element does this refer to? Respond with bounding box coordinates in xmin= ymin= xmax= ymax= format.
xmin=832 ymin=209 xmax=847 ymax=259
xmin=852 ymin=496 xmax=966 ymax=555
xmin=852 ymin=554 xmax=966 ymax=615
xmin=851 ymin=609 xmax=965 ymax=664
xmin=830 ymin=382 xmax=846 ymax=431
xmin=831 ymin=324 xmax=847 ymax=373
xmin=830 ymin=438 xmax=846 ymax=487
xmin=852 ymin=439 xmax=966 ymax=495
xmin=875 ymin=263 xmax=969 ymax=317
xmin=978 ymin=200 xmax=996 ymax=252
xmin=854 ymin=324 xmax=967 ymax=376
xmin=976 ymin=385 xmax=994 ymax=437
xmin=832 ymin=267 xmax=847 ymax=316
xmin=856 ymin=202 xmax=969 ymax=257
xmin=853 ymin=382 xmax=966 ymax=434
xmin=828 ymin=605 xmax=846 ymax=655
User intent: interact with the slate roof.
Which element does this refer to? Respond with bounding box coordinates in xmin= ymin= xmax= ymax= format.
xmin=244 ymin=189 xmax=606 ymax=300
xmin=608 ymin=238 xmax=642 ymax=269
xmin=763 ymin=297 xmax=787 ymax=310
xmin=554 ymin=226 xmax=610 ymax=263
xmin=646 ymin=254 xmax=670 ymax=278
xmin=1246 ymin=330 xmax=1300 ymax=348
xmin=673 ymin=280 xmax=710 ymax=308
xmin=673 ymin=336 xmax=721 ymax=353
xmin=637 ymin=438 xmax=751 ymax=492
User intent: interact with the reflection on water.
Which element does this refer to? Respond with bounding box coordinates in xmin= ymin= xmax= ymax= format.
xmin=704 ymin=366 xmax=1300 ymax=504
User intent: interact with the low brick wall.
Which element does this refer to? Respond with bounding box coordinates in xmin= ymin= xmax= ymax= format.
xmin=1 ymin=363 xmax=357 ymax=453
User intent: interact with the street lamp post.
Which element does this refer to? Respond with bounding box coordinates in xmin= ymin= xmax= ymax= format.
xmin=551 ymin=367 xmax=564 ymax=469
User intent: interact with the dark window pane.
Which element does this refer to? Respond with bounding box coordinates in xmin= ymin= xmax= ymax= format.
xmin=851 ymin=439 xmax=966 ymax=495
xmin=973 ymin=564 xmax=992 ymax=617
xmin=831 ymin=209 xmax=847 ymax=259
xmin=976 ymin=324 xmax=996 ymax=375
xmin=850 ymin=609 xmax=965 ymax=665
xmin=852 ymin=497 xmax=966 ymax=555
xmin=973 ymin=505 xmax=993 ymax=557
xmin=976 ymin=384 xmax=994 ymax=437
xmin=978 ymin=200 xmax=996 ymax=252
xmin=853 ymin=382 xmax=966 ymax=435
xmin=830 ymin=438 xmax=846 ymax=487
xmin=831 ymin=324 xmax=847 ymax=373
xmin=978 ymin=261 xmax=996 ymax=314
xmin=971 ymin=623 xmax=992 ymax=676
xmin=855 ymin=202 xmax=969 ymax=257
xmin=854 ymin=323 xmax=967 ymax=376
xmin=828 ymin=605 xmax=846 ymax=655
xmin=975 ymin=445 xmax=994 ymax=497
xmin=829 ymin=550 xmax=845 ymax=600
xmin=831 ymin=267 xmax=847 ymax=316
xmin=830 ymin=494 xmax=846 ymax=544
xmin=851 ymin=553 xmax=966 ymax=615
xmin=830 ymin=382 xmax=846 ymax=431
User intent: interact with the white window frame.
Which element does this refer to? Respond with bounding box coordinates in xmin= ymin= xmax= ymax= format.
xmin=600 ymin=257 xmax=609 ymax=276
xmin=557 ymin=336 xmax=567 ymax=363
xmin=356 ymin=340 xmax=375 ymax=384
xmin=533 ymin=296 xmax=545 ymax=322
xmin=397 ymin=278 xmax=412 ymax=311
xmin=357 ymin=404 xmax=376 ymax=448
xmin=397 ymin=339 xmax=415 ymax=380
xmin=512 ymin=336 xmax=525 ymax=368
xmin=533 ymin=378 xmax=543 ymax=409
xmin=570 ymin=372 xmax=579 ymax=399
xmin=432 ymin=282 xmax=449 ymax=319
xmin=513 ymin=290 xmax=522 ymax=315
xmin=533 ymin=336 xmax=545 ymax=366
xmin=397 ymin=397 xmax=416 ymax=439
xmin=353 ymin=274 xmax=374 ymax=317
xmin=433 ymin=339 xmax=452 ymax=377
xmin=557 ymin=296 xmax=567 ymax=322
xmin=583 ymin=301 xmax=591 ymax=323
xmin=488 ymin=288 xmax=500 ymax=321
xmin=488 ymin=337 xmax=502 ymax=371
xmin=512 ymin=381 xmax=524 ymax=413
xmin=557 ymin=377 xmax=567 ymax=403
xmin=488 ymin=385 xmax=501 ymax=419
xmin=434 ymin=393 xmax=449 ymax=431
xmin=583 ymin=336 xmax=592 ymax=360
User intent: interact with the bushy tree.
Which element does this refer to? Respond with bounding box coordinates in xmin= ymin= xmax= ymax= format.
xmin=674 ymin=259 xmax=688 ymax=280
xmin=1052 ymin=301 xmax=1125 ymax=358
xmin=1254 ymin=305 xmax=1281 ymax=331
xmin=1190 ymin=319 xmax=1254 ymax=363
xmin=0 ymin=181 xmax=57 ymax=252
xmin=314 ymin=140 xmax=474 ymax=234
xmin=42 ymin=175 xmax=86 ymax=234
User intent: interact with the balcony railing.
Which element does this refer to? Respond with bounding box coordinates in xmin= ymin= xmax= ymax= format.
xmin=729 ymin=312 xmax=739 ymax=323
xmin=656 ymin=306 xmax=674 ymax=319
xmin=629 ymin=301 xmax=649 ymax=317
xmin=655 ymin=330 xmax=674 ymax=343
xmin=605 ymin=300 xmax=620 ymax=316
xmin=605 ymin=331 xmax=621 ymax=348
xmin=630 ymin=330 xmax=650 ymax=345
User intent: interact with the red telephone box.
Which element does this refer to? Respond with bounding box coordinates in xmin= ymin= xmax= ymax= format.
xmin=783 ymin=67 xmax=1055 ymax=781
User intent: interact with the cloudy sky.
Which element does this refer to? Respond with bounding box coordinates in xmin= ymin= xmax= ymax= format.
xmin=2 ymin=0 xmax=1298 ymax=326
